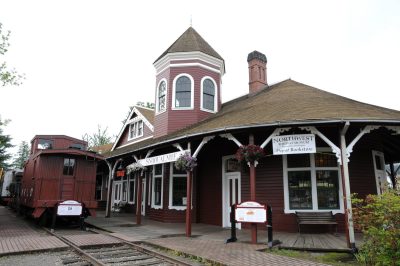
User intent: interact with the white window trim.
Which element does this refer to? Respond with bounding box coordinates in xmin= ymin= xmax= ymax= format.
xmin=172 ymin=73 xmax=194 ymax=110
xmin=151 ymin=164 xmax=163 ymax=209
xmin=155 ymin=78 xmax=168 ymax=115
xmin=128 ymin=119 xmax=144 ymax=141
xmin=200 ymin=76 xmax=218 ymax=113
xmin=283 ymin=148 xmax=344 ymax=214
xmin=148 ymin=174 xmax=151 ymax=206
xmin=122 ymin=180 xmax=128 ymax=202
xmin=168 ymin=163 xmax=192 ymax=210
xmin=128 ymin=177 xmax=136 ymax=204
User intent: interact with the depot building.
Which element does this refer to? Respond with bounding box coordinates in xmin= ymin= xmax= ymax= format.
xmin=97 ymin=27 xmax=400 ymax=249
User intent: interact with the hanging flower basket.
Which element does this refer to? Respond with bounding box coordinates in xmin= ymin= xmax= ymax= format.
xmin=235 ymin=144 xmax=265 ymax=164
xmin=126 ymin=162 xmax=147 ymax=174
xmin=175 ymin=152 xmax=197 ymax=172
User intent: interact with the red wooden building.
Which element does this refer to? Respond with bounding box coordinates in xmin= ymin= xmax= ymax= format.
xmin=20 ymin=135 xmax=103 ymax=221
xmin=102 ymin=27 xmax=400 ymax=249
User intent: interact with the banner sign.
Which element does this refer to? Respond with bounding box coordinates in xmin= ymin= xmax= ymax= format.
xmin=57 ymin=200 xmax=82 ymax=216
xmin=235 ymin=201 xmax=267 ymax=223
xmin=272 ymin=134 xmax=316 ymax=155
xmin=138 ymin=150 xmax=189 ymax=166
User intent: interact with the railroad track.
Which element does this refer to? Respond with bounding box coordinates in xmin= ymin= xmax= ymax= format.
xmin=42 ymin=227 xmax=191 ymax=266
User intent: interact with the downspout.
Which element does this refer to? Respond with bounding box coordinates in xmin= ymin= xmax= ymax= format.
xmin=339 ymin=122 xmax=357 ymax=251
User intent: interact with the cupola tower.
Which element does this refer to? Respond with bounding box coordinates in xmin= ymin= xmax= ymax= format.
xmin=153 ymin=27 xmax=225 ymax=138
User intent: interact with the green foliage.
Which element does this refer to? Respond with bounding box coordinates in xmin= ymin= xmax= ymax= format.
xmin=12 ymin=141 xmax=30 ymax=169
xmin=82 ymin=125 xmax=113 ymax=148
xmin=0 ymin=116 xmax=13 ymax=169
xmin=0 ymin=23 xmax=24 ymax=86
xmin=352 ymin=191 xmax=400 ymax=265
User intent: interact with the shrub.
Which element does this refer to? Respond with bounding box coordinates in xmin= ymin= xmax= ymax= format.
xmin=352 ymin=190 xmax=400 ymax=265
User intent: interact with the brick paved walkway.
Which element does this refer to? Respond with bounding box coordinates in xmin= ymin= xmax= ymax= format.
xmin=147 ymin=237 xmax=328 ymax=266
xmin=0 ymin=206 xmax=68 ymax=255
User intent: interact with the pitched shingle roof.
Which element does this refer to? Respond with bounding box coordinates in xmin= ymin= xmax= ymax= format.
xmin=154 ymin=27 xmax=223 ymax=63
xmin=135 ymin=106 xmax=154 ymax=124
xmin=108 ymin=79 xmax=400 ymax=158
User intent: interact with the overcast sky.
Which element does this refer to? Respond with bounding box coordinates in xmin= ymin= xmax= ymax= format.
xmin=1 ymin=0 xmax=399 ymax=155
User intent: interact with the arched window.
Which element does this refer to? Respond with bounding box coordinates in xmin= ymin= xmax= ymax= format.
xmin=202 ymin=78 xmax=216 ymax=112
xmin=175 ymin=76 xmax=192 ymax=108
xmin=157 ymin=80 xmax=166 ymax=113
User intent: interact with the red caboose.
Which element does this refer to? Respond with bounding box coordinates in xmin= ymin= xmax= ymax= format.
xmin=19 ymin=135 xmax=103 ymax=223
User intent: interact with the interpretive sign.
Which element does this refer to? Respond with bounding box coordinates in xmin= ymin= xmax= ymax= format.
xmin=235 ymin=201 xmax=267 ymax=223
xmin=57 ymin=200 xmax=82 ymax=216
xmin=138 ymin=150 xmax=189 ymax=166
xmin=272 ymin=134 xmax=316 ymax=155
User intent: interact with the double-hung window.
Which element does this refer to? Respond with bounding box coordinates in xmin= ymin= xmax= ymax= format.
xmin=173 ymin=74 xmax=193 ymax=109
xmin=128 ymin=176 xmax=135 ymax=204
xmin=201 ymin=77 xmax=217 ymax=112
xmin=151 ymin=164 xmax=163 ymax=209
xmin=283 ymin=149 xmax=343 ymax=214
xmin=128 ymin=120 xmax=143 ymax=140
xmin=169 ymin=164 xmax=189 ymax=210
xmin=157 ymin=80 xmax=167 ymax=113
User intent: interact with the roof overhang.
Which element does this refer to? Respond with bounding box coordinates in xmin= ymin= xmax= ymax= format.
xmin=106 ymin=119 xmax=400 ymax=159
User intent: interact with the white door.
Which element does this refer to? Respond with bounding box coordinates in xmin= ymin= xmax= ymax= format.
xmin=372 ymin=150 xmax=387 ymax=195
xmin=113 ymin=182 xmax=122 ymax=205
xmin=223 ymin=172 xmax=241 ymax=228
xmin=141 ymin=180 xmax=146 ymax=216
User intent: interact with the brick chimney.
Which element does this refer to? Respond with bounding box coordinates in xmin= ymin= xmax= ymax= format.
xmin=247 ymin=51 xmax=267 ymax=93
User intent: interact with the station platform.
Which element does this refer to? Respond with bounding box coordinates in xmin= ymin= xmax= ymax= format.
xmin=0 ymin=206 xmax=68 ymax=255
xmin=86 ymin=211 xmax=353 ymax=266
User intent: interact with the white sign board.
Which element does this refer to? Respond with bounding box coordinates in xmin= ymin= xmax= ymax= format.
xmin=138 ymin=150 xmax=189 ymax=166
xmin=272 ymin=134 xmax=316 ymax=155
xmin=235 ymin=201 xmax=267 ymax=223
xmin=57 ymin=200 xmax=82 ymax=216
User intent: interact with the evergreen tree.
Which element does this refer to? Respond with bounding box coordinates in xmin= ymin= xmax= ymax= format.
xmin=12 ymin=141 xmax=30 ymax=169
xmin=0 ymin=116 xmax=13 ymax=169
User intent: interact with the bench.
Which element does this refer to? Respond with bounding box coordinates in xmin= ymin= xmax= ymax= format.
xmin=295 ymin=211 xmax=338 ymax=234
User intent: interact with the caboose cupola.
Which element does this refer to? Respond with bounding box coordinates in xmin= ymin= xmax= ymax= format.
xmin=153 ymin=27 xmax=225 ymax=138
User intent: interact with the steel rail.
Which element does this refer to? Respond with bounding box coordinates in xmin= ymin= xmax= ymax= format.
xmin=87 ymin=228 xmax=192 ymax=266
xmin=42 ymin=227 xmax=106 ymax=266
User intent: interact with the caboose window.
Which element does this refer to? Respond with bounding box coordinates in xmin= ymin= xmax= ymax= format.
xmin=38 ymin=139 xmax=53 ymax=149
xmin=63 ymin=158 xmax=75 ymax=175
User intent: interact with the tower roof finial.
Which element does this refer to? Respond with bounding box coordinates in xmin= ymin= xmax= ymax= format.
xmin=190 ymin=15 xmax=192 ymax=27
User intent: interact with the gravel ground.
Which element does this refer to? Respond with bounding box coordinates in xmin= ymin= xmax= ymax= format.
xmin=0 ymin=250 xmax=77 ymax=266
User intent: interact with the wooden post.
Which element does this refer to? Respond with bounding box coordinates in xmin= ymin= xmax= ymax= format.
xmin=186 ymin=170 xmax=193 ymax=237
xmin=136 ymin=172 xmax=142 ymax=225
xmin=389 ymin=161 xmax=396 ymax=188
xmin=249 ymin=134 xmax=257 ymax=244
xmin=339 ymin=129 xmax=356 ymax=251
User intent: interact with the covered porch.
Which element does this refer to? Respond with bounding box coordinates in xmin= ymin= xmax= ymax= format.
xmin=87 ymin=211 xmax=362 ymax=252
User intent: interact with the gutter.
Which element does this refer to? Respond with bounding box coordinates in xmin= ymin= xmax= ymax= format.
xmin=106 ymin=119 xmax=400 ymax=159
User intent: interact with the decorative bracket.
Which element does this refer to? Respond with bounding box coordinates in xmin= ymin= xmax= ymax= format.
xmin=193 ymin=136 xmax=215 ymax=158
xmin=145 ymin=149 xmax=154 ymax=159
xmin=260 ymin=127 xmax=291 ymax=149
xmin=173 ymin=143 xmax=184 ymax=152
xmin=133 ymin=155 xmax=139 ymax=162
xmin=346 ymin=125 xmax=381 ymax=160
xmin=300 ymin=126 xmax=342 ymax=164
xmin=219 ymin=133 xmax=243 ymax=147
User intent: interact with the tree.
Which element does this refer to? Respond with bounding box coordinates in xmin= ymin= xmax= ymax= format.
xmin=0 ymin=116 xmax=13 ymax=169
xmin=12 ymin=141 xmax=30 ymax=169
xmin=1 ymin=22 xmax=24 ymax=86
xmin=83 ymin=125 xmax=113 ymax=148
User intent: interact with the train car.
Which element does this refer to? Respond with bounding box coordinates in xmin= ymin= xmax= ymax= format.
xmin=19 ymin=135 xmax=103 ymax=224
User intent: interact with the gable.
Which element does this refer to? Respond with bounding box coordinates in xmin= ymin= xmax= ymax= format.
xmin=111 ymin=106 xmax=155 ymax=151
